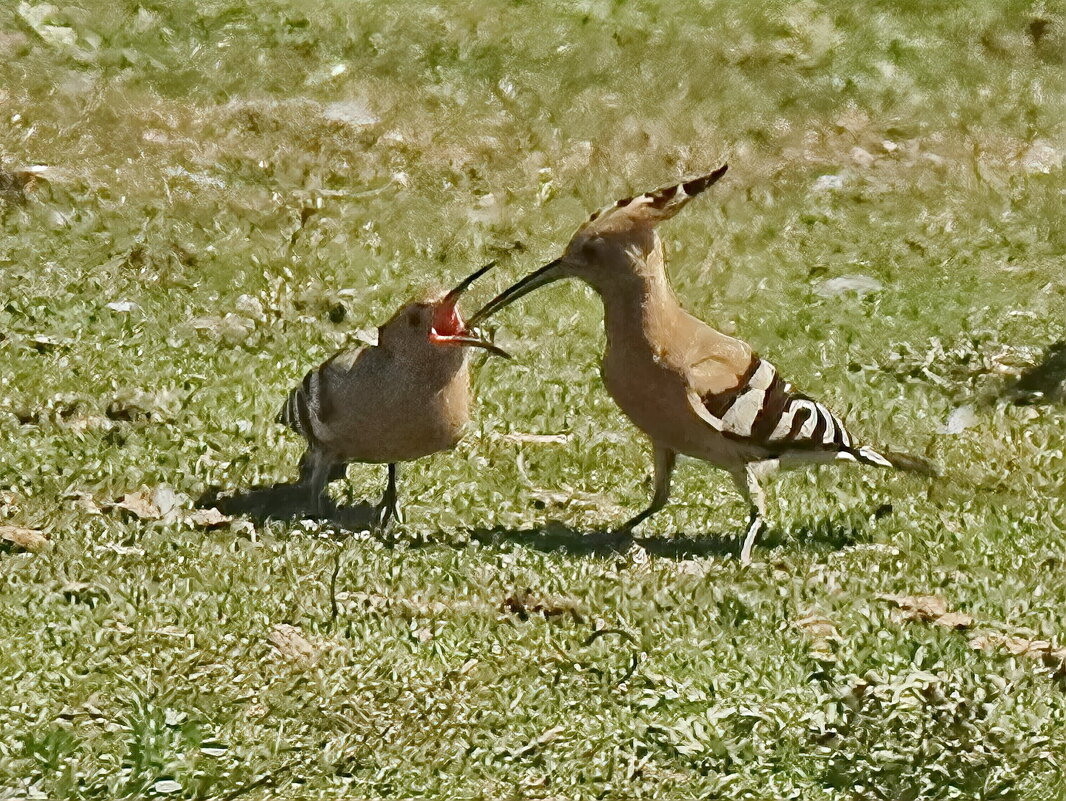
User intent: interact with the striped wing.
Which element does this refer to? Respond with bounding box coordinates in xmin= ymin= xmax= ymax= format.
xmin=278 ymin=366 xmax=328 ymax=448
xmin=277 ymin=348 xmax=362 ymax=448
xmin=699 ymin=357 xmax=893 ymax=467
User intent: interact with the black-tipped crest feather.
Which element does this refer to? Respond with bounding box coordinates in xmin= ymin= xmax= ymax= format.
xmin=585 ymin=164 xmax=729 ymax=225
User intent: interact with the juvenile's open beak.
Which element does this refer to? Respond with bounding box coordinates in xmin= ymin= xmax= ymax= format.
xmin=430 ymin=331 xmax=512 ymax=358
xmin=442 ymin=259 xmax=498 ymax=305
xmin=466 ymin=258 xmax=566 ymax=327
xmin=429 ymin=260 xmax=512 ymax=358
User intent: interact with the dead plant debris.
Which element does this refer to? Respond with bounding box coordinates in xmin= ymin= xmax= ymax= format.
xmin=879 ymin=593 xmax=974 ymax=629
xmin=970 ymin=634 xmax=1066 ymax=678
xmin=0 ymin=525 xmax=49 ymax=552
xmin=502 ymin=589 xmax=585 ymax=623
xmin=268 ymin=623 xmax=317 ymax=663
xmin=189 ymin=507 xmax=232 ymax=528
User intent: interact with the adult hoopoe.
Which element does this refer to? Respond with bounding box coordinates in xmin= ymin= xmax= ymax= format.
xmin=469 ymin=166 xmax=934 ymax=563
xmin=277 ymin=261 xmax=509 ymax=526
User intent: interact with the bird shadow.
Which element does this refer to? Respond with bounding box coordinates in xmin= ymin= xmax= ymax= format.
xmin=471 ymin=504 xmax=886 ymax=561
xmin=196 ymin=482 xmax=377 ymax=532
xmin=1005 ymin=340 xmax=1066 ymax=405
xmin=197 ymin=482 xmax=885 ymax=561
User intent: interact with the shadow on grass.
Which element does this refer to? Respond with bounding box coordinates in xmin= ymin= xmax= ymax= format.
xmin=196 ymin=482 xmax=377 ymax=532
xmin=1007 ymin=340 xmax=1066 ymax=405
xmin=471 ymin=504 xmax=885 ymax=561
xmin=197 ymin=484 xmax=886 ymax=560
xmin=756 ymin=508 xmax=878 ymax=554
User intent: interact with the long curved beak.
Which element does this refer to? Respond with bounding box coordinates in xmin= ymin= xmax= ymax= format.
xmin=466 ymin=258 xmax=566 ymax=328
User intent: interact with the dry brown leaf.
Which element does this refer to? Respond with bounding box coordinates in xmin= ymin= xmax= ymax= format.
xmin=269 ymin=623 xmax=316 ymax=662
xmin=794 ymin=613 xmax=839 ymax=641
xmin=934 ymin=611 xmax=975 ymax=630
xmin=879 ymin=593 xmax=973 ymax=629
xmin=0 ymin=525 xmax=49 ymax=552
xmin=970 ymin=633 xmax=1066 ymax=675
xmin=794 ymin=612 xmax=840 ymax=661
xmin=64 ymin=413 xmax=113 ymax=433
xmin=1003 ymin=635 xmax=1052 ymax=656
xmin=880 ymin=593 xmax=947 ymax=618
xmin=535 ymin=725 xmax=564 ymax=745
xmin=73 ymin=494 xmax=102 ymax=515
xmin=113 ymin=491 xmax=161 ymax=520
xmin=502 ymin=590 xmax=585 ymax=623
xmin=189 ymin=508 xmax=231 ymax=528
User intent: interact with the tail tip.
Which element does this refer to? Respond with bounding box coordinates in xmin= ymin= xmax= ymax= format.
xmin=853 ymin=445 xmax=937 ymax=477
xmin=880 ymin=449 xmax=939 ymax=477
xmin=890 ymin=452 xmax=939 ymax=478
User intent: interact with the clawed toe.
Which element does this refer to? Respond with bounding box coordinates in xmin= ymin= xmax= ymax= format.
xmin=371 ymin=500 xmax=402 ymax=533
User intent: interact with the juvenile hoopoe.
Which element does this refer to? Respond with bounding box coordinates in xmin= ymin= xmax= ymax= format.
xmin=470 ymin=167 xmax=934 ymax=563
xmin=277 ymin=262 xmax=509 ymax=526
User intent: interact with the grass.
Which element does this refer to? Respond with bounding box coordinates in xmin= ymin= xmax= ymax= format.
xmin=2 ymin=0 xmax=1065 ymax=797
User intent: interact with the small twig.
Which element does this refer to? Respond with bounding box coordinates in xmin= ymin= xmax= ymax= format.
xmin=220 ymin=746 xmax=314 ymax=801
xmin=220 ymin=761 xmax=299 ymax=801
xmin=329 ymin=543 xmax=344 ymax=628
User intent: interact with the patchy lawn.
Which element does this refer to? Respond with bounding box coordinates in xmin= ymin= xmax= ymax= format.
xmin=1 ymin=1 xmax=1064 ymax=798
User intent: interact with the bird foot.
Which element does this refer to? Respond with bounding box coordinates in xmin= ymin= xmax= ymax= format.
xmin=623 ymin=541 xmax=651 ymax=569
xmin=371 ymin=501 xmax=402 ymax=534
xmin=738 ymin=516 xmax=764 ymax=566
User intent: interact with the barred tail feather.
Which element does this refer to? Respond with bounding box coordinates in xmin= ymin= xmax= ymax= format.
xmin=851 ymin=445 xmax=937 ymax=476
xmin=276 ymin=386 xmax=306 ymax=433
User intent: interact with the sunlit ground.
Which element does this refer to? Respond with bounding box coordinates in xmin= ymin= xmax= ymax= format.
xmin=2 ymin=1 xmax=1065 ymax=798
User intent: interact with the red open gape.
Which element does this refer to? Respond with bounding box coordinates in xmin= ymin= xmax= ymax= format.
xmin=430 ymin=298 xmax=467 ymax=341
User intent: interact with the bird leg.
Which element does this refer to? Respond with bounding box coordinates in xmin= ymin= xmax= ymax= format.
xmin=373 ymin=463 xmax=401 ymax=531
xmin=297 ymin=451 xmax=348 ymax=483
xmin=305 ymin=452 xmax=333 ymax=519
xmin=297 ymin=451 xmax=347 ymax=517
xmin=731 ymin=461 xmax=774 ymax=565
xmin=615 ymin=446 xmax=676 ymax=539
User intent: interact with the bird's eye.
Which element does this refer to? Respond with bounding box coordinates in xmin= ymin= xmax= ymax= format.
xmin=408 ymin=311 xmax=421 ymax=327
